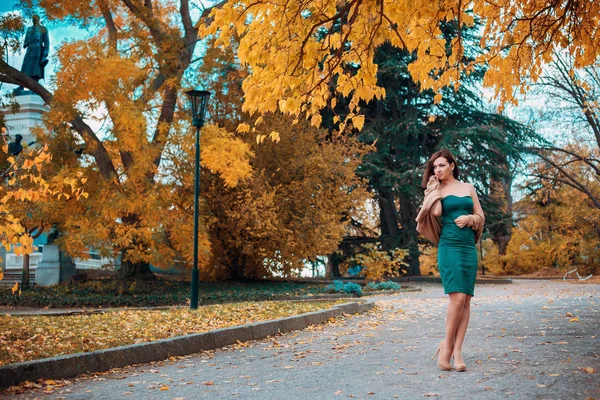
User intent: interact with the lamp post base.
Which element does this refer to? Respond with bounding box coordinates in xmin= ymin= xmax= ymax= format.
xmin=190 ymin=268 xmax=199 ymax=309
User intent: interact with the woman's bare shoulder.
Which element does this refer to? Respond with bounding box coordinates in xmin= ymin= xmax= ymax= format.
xmin=457 ymin=181 xmax=476 ymax=194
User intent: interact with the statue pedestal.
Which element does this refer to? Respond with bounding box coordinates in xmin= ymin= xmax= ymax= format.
xmin=36 ymin=245 xmax=60 ymax=286
xmin=59 ymin=250 xmax=77 ymax=283
xmin=1 ymin=93 xmax=48 ymax=145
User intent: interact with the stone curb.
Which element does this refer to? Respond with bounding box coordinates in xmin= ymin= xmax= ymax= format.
xmin=0 ymin=299 xmax=376 ymax=389
xmin=363 ymin=287 xmax=422 ymax=295
xmin=506 ymin=276 xmax=565 ymax=280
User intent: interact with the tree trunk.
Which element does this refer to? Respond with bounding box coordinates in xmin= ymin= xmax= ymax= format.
xmin=378 ymin=190 xmax=421 ymax=276
xmin=488 ymin=174 xmax=514 ymax=275
xmin=495 ymin=235 xmax=511 ymax=256
xmin=230 ymin=253 xmax=245 ymax=281
xmin=498 ymin=175 xmax=513 ymax=256
xmin=479 ymin=242 xmax=486 ymax=275
xmin=21 ymin=253 xmax=30 ymax=287
xmin=328 ymin=253 xmax=343 ymax=278
xmin=398 ymin=194 xmax=421 ymax=276
xmin=118 ymin=215 xmax=156 ymax=280
xmin=117 ymin=259 xmax=154 ymax=280
xmin=378 ymin=190 xmax=401 ymax=251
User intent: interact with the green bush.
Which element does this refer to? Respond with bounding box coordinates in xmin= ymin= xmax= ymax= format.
xmin=365 ymin=281 xmax=401 ymax=291
xmin=325 ymin=281 xmax=363 ymax=296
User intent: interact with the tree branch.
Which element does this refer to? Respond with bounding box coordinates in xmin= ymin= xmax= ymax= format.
xmin=531 ymin=151 xmax=600 ymax=208
xmin=99 ymin=1 xmax=118 ymax=51
xmin=180 ymin=0 xmax=195 ymax=44
xmin=527 ymin=146 xmax=600 ymax=176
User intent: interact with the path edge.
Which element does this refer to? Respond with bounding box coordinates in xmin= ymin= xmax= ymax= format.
xmin=0 ymin=300 xmax=375 ymax=389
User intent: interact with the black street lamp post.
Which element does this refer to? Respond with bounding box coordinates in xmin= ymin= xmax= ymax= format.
xmin=185 ymin=89 xmax=211 ymax=310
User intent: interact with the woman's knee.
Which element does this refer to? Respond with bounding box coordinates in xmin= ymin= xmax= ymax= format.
xmin=463 ymin=295 xmax=472 ymax=309
xmin=449 ymin=292 xmax=467 ymax=307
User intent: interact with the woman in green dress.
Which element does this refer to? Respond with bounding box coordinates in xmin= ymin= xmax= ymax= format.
xmin=416 ymin=150 xmax=485 ymax=372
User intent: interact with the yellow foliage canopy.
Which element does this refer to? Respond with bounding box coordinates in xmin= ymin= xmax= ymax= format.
xmin=203 ymin=0 xmax=600 ymax=124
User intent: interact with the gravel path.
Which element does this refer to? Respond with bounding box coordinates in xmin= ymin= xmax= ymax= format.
xmin=4 ymin=279 xmax=599 ymax=400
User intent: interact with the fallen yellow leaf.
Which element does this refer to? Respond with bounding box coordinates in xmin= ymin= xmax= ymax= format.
xmin=583 ymin=367 xmax=596 ymax=373
xmin=11 ymin=282 xmax=18 ymax=294
xmin=565 ymin=312 xmax=573 ymax=317
xmin=159 ymin=385 xmax=170 ymax=391
xmin=569 ymin=317 xmax=580 ymax=322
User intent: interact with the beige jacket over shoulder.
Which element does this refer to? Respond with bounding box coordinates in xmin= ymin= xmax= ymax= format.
xmin=415 ymin=176 xmax=485 ymax=246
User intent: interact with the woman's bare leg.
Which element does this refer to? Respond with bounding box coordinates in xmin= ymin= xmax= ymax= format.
xmin=452 ymin=295 xmax=472 ymax=365
xmin=443 ymin=292 xmax=467 ymax=363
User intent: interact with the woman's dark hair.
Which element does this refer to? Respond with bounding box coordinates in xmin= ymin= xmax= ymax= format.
xmin=421 ymin=149 xmax=460 ymax=188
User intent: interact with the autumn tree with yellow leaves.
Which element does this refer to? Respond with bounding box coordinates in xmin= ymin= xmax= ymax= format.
xmin=0 ymin=127 xmax=87 ymax=288
xmin=0 ymin=1 xmax=254 ymax=279
xmin=203 ymin=0 xmax=600 ymax=128
xmin=2 ymin=0 xmax=599 ymax=280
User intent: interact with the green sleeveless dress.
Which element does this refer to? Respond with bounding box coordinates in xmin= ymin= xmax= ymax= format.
xmin=437 ymin=195 xmax=479 ymax=296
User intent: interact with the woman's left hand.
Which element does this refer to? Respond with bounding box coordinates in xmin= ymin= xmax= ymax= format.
xmin=454 ymin=215 xmax=469 ymax=228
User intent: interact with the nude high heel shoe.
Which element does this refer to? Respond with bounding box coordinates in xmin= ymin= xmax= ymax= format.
xmin=432 ymin=340 xmax=452 ymax=371
xmin=452 ymin=355 xmax=467 ymax=372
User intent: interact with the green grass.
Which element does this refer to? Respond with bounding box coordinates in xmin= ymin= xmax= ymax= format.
xmin=0 ymin=279 xmax=335 ymax=308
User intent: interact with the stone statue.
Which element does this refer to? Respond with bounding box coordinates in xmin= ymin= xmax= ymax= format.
xmin=8 ymin=134 xmax=23 ymax=156
xmin=13 ymin=15 xmax=49 ymax=96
